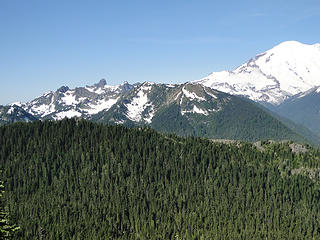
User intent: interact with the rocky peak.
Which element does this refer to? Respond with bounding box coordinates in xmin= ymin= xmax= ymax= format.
xmin=119 ymin=81 xmax=133 ymax=91
xmin=94 ymin=79 xmax=107 ymax=88
xmin=57 ymin=86 xmax=69 ymax=93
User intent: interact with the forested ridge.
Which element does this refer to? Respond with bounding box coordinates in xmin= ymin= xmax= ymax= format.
xmin=1 ymin=119 xmax=320 ymax=239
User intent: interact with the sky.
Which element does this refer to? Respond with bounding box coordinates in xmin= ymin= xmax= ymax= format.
xmin=1 ymin=0 xmax=320 ymax=104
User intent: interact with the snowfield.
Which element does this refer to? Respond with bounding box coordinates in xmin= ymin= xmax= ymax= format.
xmin=195 ymin=41 xmax=320 ymax=105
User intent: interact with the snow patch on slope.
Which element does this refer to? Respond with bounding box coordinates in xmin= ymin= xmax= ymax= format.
xmin=174 ymin=92 xmax=182 ymax=101
xmin=125 ymin=84 xmax=153 ymax=122
xmin=29 ymin=98 xmax=56 ymax=117
xmin=182 ymin=87 xmax=205 ymax=101
xmin=61 ymin=91 xmax=78 ymax=105
xmin=54 ymin=110 xmax=82 ymax=120
xmin=181 ymin=105 xmax=209 ymax=116
xmin=144 ymin=105 xmax=155 ymax=123
xmin=204 ymin=88 xmax=217 ymax=99
xmin=86 ymin=97 xmax=119 ymax=114
xmin=7 ymin=107 xmax=14 ymax=114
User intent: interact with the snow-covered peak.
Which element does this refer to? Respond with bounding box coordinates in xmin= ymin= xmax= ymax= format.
xmin=9 ymin=101 xmax=22 ymax=107
xmin=142 ymin=81 xmax=156 ymax=87
xmin=42 ymin=91 xmax=53 ymax=97
xmin=314 ymin=43 xmax=320 ymax=50
xmin=272 ymin=40 xmax=304 ymax=48
xmin=195 ymin=40 xmax=320 ymax=105
xmin=21 ymin=79 xmax=134 ymax=120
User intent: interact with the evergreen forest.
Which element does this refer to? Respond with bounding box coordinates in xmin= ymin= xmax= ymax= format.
xmin=1 ymin=119 xmax=320 ymax=239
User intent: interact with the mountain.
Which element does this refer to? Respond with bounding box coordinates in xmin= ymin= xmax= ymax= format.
xmin=0 ymin=104 xmax=38 ymax=125
xmin=274 ymin=86 xmax=320 ymax=137
xmin=4 ymin=40 xmax=319 ymax=142
xmin=195 ymin=41 xmax=320 ymax=105
xmin=92 ymin=82 xmax=304 ymax=142
xmin=3 ymin=80 xmax=304 ymax=142
xmin=21 ymin=79 xmax=133 ymax=120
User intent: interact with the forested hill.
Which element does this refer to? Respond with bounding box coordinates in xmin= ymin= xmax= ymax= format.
xmin=1 ymin=119 xmax=320 ymax=239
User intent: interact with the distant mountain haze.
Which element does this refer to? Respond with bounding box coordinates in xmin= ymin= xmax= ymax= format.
xmin=274 ymin=86 xmax=320 ymax=137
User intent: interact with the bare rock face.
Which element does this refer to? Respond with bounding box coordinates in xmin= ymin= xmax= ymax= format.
xmin=94 ymin=79 xmax=107 ymax=88
xmin=289 ymin=143 xmax=308 ymax=154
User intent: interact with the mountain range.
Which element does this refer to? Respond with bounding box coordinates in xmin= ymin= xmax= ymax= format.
xmin=1 ymin=40 xmax=320 ymax=143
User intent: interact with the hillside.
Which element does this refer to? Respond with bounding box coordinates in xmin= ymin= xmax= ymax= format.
xmin=92 ymin=82 xmax=305 ymax=142
xmin=275 ymin=86 xmax=320 ymax=137
xmin=1 ymin=120 xmax=320 ymax=239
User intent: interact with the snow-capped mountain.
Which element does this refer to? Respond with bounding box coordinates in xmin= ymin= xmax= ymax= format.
xmin=91 ymin=82 xmax=227 ymax=125
xmin=195 ymin=41 xmax=320 ymax=105
xmin=0 ymin=105 xmax=38 ymax=124
xmin=3 ymin=40 xmax=320 ymax=142
xmin=90 ymin=82 xmax=306 ymax=142
xmin=21 ymin=79 xmax=133 ymax=120
xmin=1 ymin=79 xmax=311 ymax=142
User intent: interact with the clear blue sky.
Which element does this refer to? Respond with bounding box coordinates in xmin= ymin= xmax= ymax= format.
xmin=1 ymin=0 xmax=320 ymax=104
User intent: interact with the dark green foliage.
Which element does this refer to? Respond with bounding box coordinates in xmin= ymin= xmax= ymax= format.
xmin=151 ymin=97 xmax=306 ymax=143
xmin=151 ymin=104 xmax=195 ymax=136
xmin=1 ymin=119 xmax=320 ymax=239
xmin=0 ymin=175 xmax=20 ymax=239
xmin=275 ymin=90 xmax=320 ymax=138
xmin=261 ymin=103 xmax=320 ymax=146
xmin=207 ymin=97 xmax=301 ymax=141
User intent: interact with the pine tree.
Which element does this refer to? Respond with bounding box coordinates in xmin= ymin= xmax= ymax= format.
xmin=0 ymin=176 xmax=19 ymax=239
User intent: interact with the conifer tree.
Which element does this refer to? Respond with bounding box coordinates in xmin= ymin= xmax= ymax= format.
xmin=0 ymin=176 xmax=19 ymax=239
